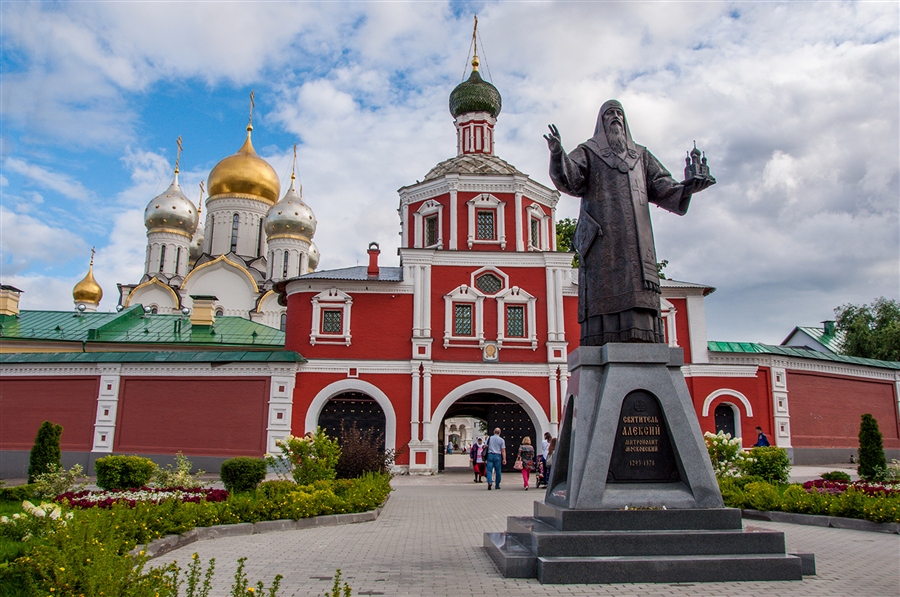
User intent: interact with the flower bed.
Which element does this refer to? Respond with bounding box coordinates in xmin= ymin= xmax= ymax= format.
xmin=802 ymin=479 xmax=900 ymax=498
xmin=55 ymin=486 xmax=229 ymax=509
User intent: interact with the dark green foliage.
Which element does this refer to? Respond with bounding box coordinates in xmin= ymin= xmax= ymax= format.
xmin=835 ymin=297 xmax=900 ymax=361
xmin=220 ymin=457 xmax=267 ymax=493
xmin=857 ymin=413 xmax=887 ymax=480
xmin=334 ymin=423 xmax=396 ymax=479
xmin=744 ymin=446 xmax=791 ymax=484
xmin=555 ymin=217 xmax=578 ymax=267
xmin=27 ymin=421 xmax=62 ymax=484
xmin=95 ymin=455 xmax=158 ymax=490
xmin=821 ymin=470 xmax=852 ymax=482
xmin=0 ymin=484 xmax=36 ymax=503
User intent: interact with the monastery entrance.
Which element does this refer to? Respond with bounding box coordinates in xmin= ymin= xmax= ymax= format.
xmin=437 ymin=393 xmax=536 ymax=473
xmin=318 ymin=391 xmax=386 ymax=451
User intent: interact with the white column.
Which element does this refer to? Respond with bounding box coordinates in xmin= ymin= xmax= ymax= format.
xmin=548 ymin=368 xmax=558 ymax=431
xmin=422 ymin=365 xmax=433 ymax=440
xmin=266 ymin=366 xmax=296 ymax=453
xmin=449 ymin=186 xmax=458 ymax=250
xmin=515 ymin=192 xmax=524 ymax=251
xmin=686 ymin=294 xmax=709 ymax=364
xmin=770 ymin=365 xmax=792 ymax=451
xmin=423 ymin=264 xmax=432 ymax=337
xmin=410 ymin=367 xmax=421 ymax=441
xmin=92 ymin=364 xmax=121 ymax=453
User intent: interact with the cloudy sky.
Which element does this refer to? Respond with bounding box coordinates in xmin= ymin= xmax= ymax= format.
xmin=1 ymin=1 xmax=897 ymax=344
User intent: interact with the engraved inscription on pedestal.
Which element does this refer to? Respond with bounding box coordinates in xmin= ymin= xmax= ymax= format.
xmin=607 ymin=390 xmax=679 ymax=483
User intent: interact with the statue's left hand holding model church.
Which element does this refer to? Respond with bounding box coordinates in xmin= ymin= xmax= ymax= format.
xmin=546 ymin=100 xmax=715 ymax=347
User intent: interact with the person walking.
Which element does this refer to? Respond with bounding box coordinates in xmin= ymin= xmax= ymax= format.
xmin=485 ymin=428 xmax=506 ymax=490
xmin=538 ymin=432 xmax=551 ymax=488
xmin=517 ymin=436 xmax=536 ymax=490
xmin=469 ymin=437 xmax=486 ymax=483
xmin=753 ymin=426 xmax=771 ymax=447
xmin=545 ymin=436 xmax=557 ymax=486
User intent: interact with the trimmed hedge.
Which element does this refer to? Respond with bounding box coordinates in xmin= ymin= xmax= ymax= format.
xmin=95 ymin=455 xmax=157 ymax=490
xmin=0 ymin=485 xmax=36 ymax=503
xmin=220 ymin=457 xmax=267 ymax=493
xmin=744 ymin=446 xmax=791 ymax=484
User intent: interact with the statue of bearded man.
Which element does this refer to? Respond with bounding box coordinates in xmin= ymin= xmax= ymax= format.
xmin=545 ymin=100 xmax=713 ymax=346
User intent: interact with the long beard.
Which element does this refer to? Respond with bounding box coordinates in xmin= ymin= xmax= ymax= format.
xmin=606 ymin=121 xmax=627 ymax=154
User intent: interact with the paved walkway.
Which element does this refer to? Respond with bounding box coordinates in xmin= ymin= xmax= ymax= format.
xmin=153 ymin=469 xmax=900 ymax=597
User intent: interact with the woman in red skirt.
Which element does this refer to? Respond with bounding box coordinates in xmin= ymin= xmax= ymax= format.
xmin=470 ymin=436 xmax=487 ymax=482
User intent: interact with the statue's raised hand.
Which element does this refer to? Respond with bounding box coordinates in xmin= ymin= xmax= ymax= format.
xmin=544 ymin=124 xmax=563 ymax=154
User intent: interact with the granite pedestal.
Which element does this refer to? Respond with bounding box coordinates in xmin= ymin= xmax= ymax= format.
xmin=484 ymin=345 xmax=814 ymax=583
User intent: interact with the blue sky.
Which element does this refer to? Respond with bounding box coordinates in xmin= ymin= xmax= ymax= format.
xmin=1 ymin=1 xmax=898 ymax=344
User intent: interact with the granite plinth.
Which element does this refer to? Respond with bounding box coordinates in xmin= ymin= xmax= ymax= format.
xmin=534 ymin=501 xmax=741 ymax=531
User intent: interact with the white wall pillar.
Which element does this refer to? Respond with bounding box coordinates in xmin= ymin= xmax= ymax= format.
xmin=92 ymin=364 xmax=121 ymax=453
xmin=266 ymin=366 xmax=296 ymax=453
xmin=770 ymin=365 xmax=792 ymax=450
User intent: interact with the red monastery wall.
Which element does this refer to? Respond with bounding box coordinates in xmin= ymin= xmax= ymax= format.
xmin=0 ymin=377 xmax=97 ymax=451
xmin=666 ymin=298 xmax=692 ymax=363
xmin=786 ymin=371 xmax=900 ymax=449
xmin=687 ymin=370 xmax=773 ymax=446
xmin=115 ymin=377 xmax=269 ymax=456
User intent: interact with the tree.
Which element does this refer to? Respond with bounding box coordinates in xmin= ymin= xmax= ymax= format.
xmin=28 ymin=421 xmax=62 ymax=483
xmin=857 ymin=413 xmax=886 ymax=481
xmin=835 ymin=297 xmax=900 ymax=361
xmin=555 ymin=217 xmax=578 ymax=267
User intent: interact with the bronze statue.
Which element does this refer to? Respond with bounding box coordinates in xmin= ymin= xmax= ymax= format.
xmin=546 ymin=100 xmax=714 ymax=346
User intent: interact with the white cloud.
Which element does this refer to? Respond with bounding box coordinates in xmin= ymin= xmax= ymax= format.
xmin=3 ymin=158 xmax=93 ymax=202
xmin=0 ymin=206 xmax=88 ymax=275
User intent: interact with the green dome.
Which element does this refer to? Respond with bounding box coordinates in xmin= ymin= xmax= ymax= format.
xmin=449 ymin=69 xmax=502 ymax=119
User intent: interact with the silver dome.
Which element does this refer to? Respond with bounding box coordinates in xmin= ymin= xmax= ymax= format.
xmin=264 ymin=177 xmax=316 ymax=241
xmin=144 ymin=173 xmax=199 ymax=237
xmin=307 ymin=240 xmax=320 ymax=272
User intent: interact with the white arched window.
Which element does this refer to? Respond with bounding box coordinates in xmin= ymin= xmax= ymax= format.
xmin=230 ymin=213 xmax=240 ymax=253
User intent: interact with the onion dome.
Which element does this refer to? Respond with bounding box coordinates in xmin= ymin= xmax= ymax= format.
xmin=264 ymin=174 xmax=316 ymax=241
xmin=144 ymin=171 xmax=198 ymax=238
xmin=189 ymin=203 xmax=205 ymax=264
xmin=307 ymin=241 xmax=320 ymax=272
xmin=449 ymin=56 xmax=501 ymax=119
xmin=207 ymin=126 xmax=281 ymax=204
xmin=73 ymin=252 xmax=103 ymax=305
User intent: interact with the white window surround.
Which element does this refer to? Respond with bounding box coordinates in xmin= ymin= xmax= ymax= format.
xmin=470 ymin=266 xmax=509 ymax=296
xmin=496 ymin=286 xmax=538 ymax=350
xmin=413 ymin=200 xmax=443 ymax=249
xmin=443 ymin=285 xmax=485 ymax=347
xmin=467 ymin=194 xmax=506 ymax=249
xmin=526 ymin=204 xmax=550 ymax=251
xmin=660 ymin=297 xmax=678 ymax=348
xmin=702 ymin=389 xmax=754 ymax=418
xmin=310 ymin=288 xmax=353 ymax=346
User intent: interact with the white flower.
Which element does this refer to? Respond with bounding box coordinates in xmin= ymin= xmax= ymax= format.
xmin=12 ymin=513 xmax=21 ymax=519
xmin=0 ymin=516 xmax=8 ymax=523
xmin=32 ymin=508 xmax=46 ymax=518
xmin=21 ymin=500 xmax=35 ymax=512
xmin=49 ymin=507 xmax=62 ymax=520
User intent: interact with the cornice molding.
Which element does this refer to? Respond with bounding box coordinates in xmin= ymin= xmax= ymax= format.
xmin=708 ymin=353 xmax=899 ymax=382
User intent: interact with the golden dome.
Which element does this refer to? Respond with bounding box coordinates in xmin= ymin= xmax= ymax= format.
xmin=73 ymin=255 xmax=103 ymax=305
xmin=207 ymin=126 xmax=281 ymax=204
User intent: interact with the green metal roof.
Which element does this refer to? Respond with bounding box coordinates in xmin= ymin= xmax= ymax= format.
xmin=707 ymin=341 xmax=900 ymax=370
xmin=0 ymin=306 xmax=285 ymax=348
xmin=0 ymin=350 xmax=304 ymax=364
xmin=788 ymin=326 xmax=846 ymax=353
xmin=449 ymin=69 xmax=502 ymax=118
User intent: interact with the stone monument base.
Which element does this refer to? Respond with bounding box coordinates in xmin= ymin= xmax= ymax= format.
xmin=484 ymin=502 xmax=815 ymax=583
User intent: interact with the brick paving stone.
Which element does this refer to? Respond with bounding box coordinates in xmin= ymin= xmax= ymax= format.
xmin=152 ymin=470 xmax=900 ymax=597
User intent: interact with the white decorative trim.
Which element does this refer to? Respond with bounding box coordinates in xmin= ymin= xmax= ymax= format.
xmin=92 ymin=365 xmax=121 ymax=453
xmin=708 ymin=353 xmax=898 ymax=382
xmin=682 ymin=364 xmax=759 ymax=378
xmin=398 ymin=175 xmax=559 ymax=210
xmin=466 ymin=193 xmax=506 ymax=249
xmin=660 ymin=297 xmax=678 ymax=348
xmin=526 ymin=204 xmax=550 ymax=251
xmin=686 ymin=294 xmax=709 ymax=363
xmin=470 ymin=266 xmax=508 ymax=295
xmin=412 ymin=200 xmax=443 ymax=249
xmin=701 ymin=389 xmax=754 ymax=418
xmin=496 ymin=286 xmax=538 ymax=350
xmin=266 ymin=374 xmax=295 ymax=454
xmin=304 ymin=379 xmax=397 ymax=451
xmin=310 ymin=288 xmax=352 ymax=346
xmin=443 ymin=285 xmax=485 ymax=348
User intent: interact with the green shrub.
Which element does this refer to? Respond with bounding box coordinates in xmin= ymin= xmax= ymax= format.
xmin=0 ymin=485 xmax=35 ymax=503
xmin=257 ymin=480 xmax=297 ymax=500
xmin=267 ymin=429 xmax=340 ymax=486
xmin=858 ymin=413 xmax=887 ymax=481
xmin=32 ymin=463 xmax=88 ymax=500
xmin=27 ymin=421 xmax=62 ymax=484
xmin=743 ymin=481 xmax=781 ymax=511
xmin=781 ymin=485 xmax=828 ymax=515
xmin=220 ymin=457 xmax=267 ymax=493
xmin=154 ymin=452 xmax=206 ymax=488
xmin=95 ymin=455 xmax=158 ymax=490
xmin=704 ymin=431 xmax=752 ymax=478
xmin=744 ymin=446 xmax=791 ymax=484
xmin=821 ymin=470 xmax=852 ymax=482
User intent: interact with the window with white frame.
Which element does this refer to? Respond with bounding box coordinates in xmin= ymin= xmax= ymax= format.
xmin=413 ymin=200 xmax=443 ymax=249
xmin=466 ymin=194 xmax=506 ymax=249
xmin=310 ymin=288 xmax=353 ymax=346
xmin=527 ymin=204 xmax=549 ymax=250
xmin=443 ymin=285 xmax=484 ymax=347
xmin=474 ymin=272 xmax=502 ymax=295
xmin=496 ymin=286 xmax=538 ymax=349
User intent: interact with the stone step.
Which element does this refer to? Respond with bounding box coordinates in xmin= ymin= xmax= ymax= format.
xmin=533 ymin=502 xmax=744 ymax=531
xmin=484 ymin=531 xmax=536 ymax=579
xmin=536 ymin=552 xmax=805 ymax=584
xmin=505 ymin=517 xmax=787 ymax=557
